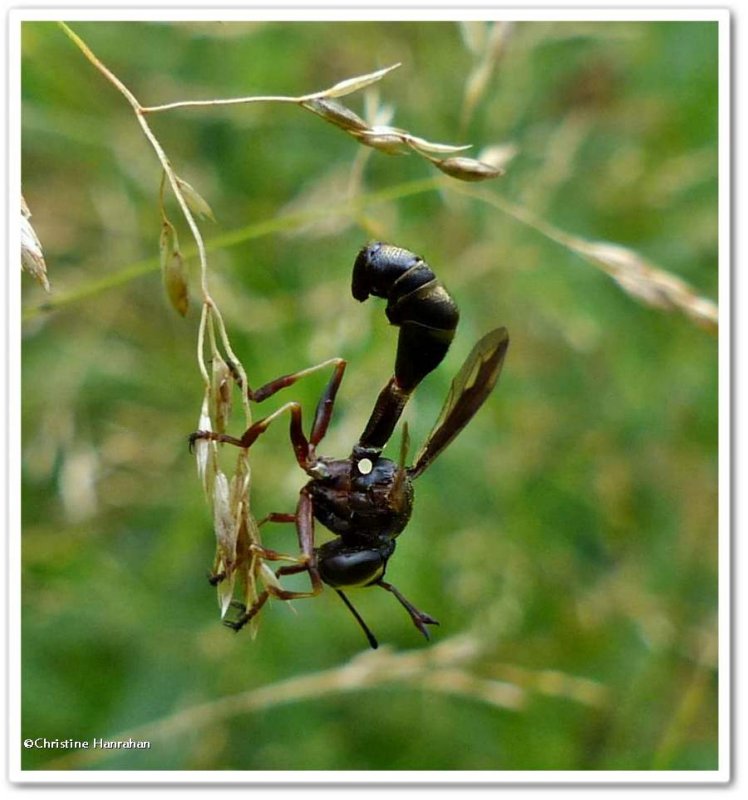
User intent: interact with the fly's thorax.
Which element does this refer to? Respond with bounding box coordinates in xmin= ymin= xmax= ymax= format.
xmin=306 ymin=456 xmax=414 ymax=541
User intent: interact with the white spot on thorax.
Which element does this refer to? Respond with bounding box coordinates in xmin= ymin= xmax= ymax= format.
xmin=357 ymin=458 xmax=373 ymax=475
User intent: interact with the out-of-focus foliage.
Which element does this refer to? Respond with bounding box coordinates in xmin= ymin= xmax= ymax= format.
xmin=21 ymin=20 xmax=719 ymax=772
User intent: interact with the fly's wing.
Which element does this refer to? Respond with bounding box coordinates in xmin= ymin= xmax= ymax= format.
xmin=390 ymin=421 xmax=411 ymax=504
xmin=408 ymin=327 xmax=509 ymax=480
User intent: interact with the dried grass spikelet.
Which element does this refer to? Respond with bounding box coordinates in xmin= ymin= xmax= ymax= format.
xmin=201 ymin=436 xmax=268 ymax=627
xmin=175 ymin=177 xmax=215 ymax=222
xmin=301 ymin=97 xmax=370 ymax=133
xmin=429 ymin=155 xmax=506 ymax=182
xmin=321 ymin=63 xmax=403 ymax=98
xmin=191 ymin=343 xmax=268 ymax=625
xmin=449 ymin=183 xmax=717 ymax=334
xmin=21 ymin=195 xmax=50 ymax=292
xmin=159 ymin=219 xmax=189 ymax=316
xmin=477 ymin=143 xmax=519 ymax=172
xmin=206 ymin=465 xmax=239 ymax=616
xmin=210 ymin=353 xmax=233 ymax=435
xmin=300 ymin=75 xmax=505 ymax=185
xmin=193 ymin=394 xmax=214 ymax=491
xmin=349 ymin=124 xmax=476 ymax=158
xmin=420 ymin=140 xmax=511 ymax=182
xmin=352 ymin=126 xmax=414 ymax=155
xmin=212 ymin=470 xmax=236 ymax=572
xmin=225 ymin=480 xmax=265 ymax=634
xmin=575 ymin=239 xmax=719 ymax=333
xmin=212 ymin=466 xmax=255 ymax=620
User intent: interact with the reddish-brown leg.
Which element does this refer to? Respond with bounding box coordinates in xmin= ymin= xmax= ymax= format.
xmin=189 ymin=358 xmax=347 ymax=470
xmin=258 ymin=512 xmax=297 ymax=525
xmin=195 ymin=361 xmax=345 ymax=632
xmin=189 ymin=400 xmax=312 ymax=466
xmin=224 ymin=488 xmax=323 ymax=632
xmin=225 ymin=562 xmax=322 ymax=632
xmin=242 ymin=357 xmax=346 ymax=405
xmin=309 ymin=360 xmax=346 ymax=445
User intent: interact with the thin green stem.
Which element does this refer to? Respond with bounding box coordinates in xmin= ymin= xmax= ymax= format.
xmin=196 ymin=303 xmax=211 ymax=387
xmin=22 ymin=176 xmax=444 ymax=323
xmin=58 ymin=22 xmax=141 ymax=110
xmin=447 ymin=181 xmax=584 ymax=251
xmin=143 ymin=95 xmax=301 ymax=114
xmin=59 ymin=21 xmax=212 ymax=304
xmin=211 ymin=303 xmax=252 ymax=426
xmin=139 ymin=63 xmax=401 ymax=114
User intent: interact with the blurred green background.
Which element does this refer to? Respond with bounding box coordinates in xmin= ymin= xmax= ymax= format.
xmin=21 ymin=20 xmax=719 ymax=772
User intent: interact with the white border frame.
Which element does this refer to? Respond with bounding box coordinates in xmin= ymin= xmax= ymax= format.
xmin=5 ymin=4 xmax=731 ymax=787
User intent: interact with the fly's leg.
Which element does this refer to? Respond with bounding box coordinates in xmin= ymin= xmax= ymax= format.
xmin=227 ymin=357 xmax=346 ymax=404
xmin=194 ymin=354 xmax=344 ymax=633
xmin=376 ymin=579 xmax=439 ymax=640
xmin=223 ymin=488 xmax=323 ymax=632
xmin=335 ymin=590 xmax=379 ymax=650
xmin=189 ymin=359 xmax=346 ymax=469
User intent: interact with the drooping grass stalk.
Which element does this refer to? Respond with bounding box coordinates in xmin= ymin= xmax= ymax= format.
xmin=42 ymin=633 xmax=607 ymax=769
xmin=450 ymin=182 xmax=719 ymax=333
xmin=58 ymin=22 xmax=215 ymax=383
